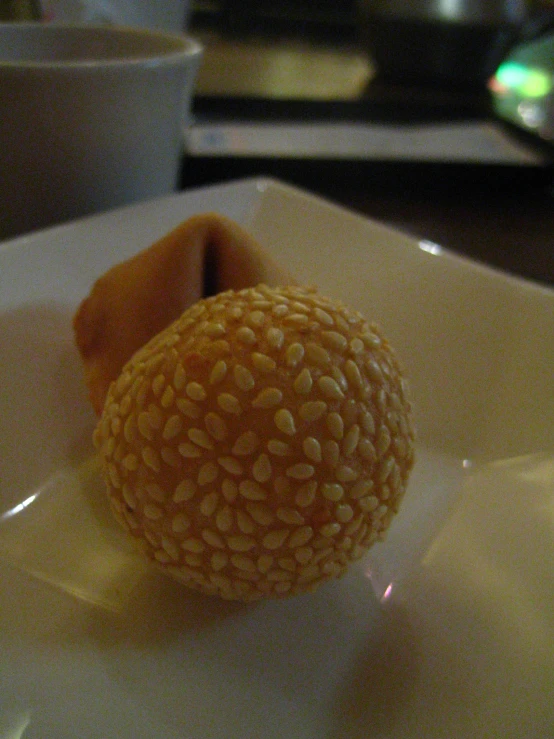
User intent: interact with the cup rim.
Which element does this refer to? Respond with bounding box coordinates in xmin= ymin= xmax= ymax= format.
xmin=0 ymin=22 xmax=203 ymax=71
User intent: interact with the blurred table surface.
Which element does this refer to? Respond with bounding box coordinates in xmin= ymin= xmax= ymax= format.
xmin=182 ymin=17 xmax=554 ymax=289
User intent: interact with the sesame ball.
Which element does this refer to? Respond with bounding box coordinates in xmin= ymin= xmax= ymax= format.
xmin=93 ymin=285 xmax=415 ymax=601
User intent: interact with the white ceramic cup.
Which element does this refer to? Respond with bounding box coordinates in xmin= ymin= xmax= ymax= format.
xmin=0 ymin=23 xmax=202 ymax=239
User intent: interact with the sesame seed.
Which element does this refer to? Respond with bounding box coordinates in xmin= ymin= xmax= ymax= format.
xmin=318 ymin=375 xmax=344 ymax=401
xmin=142 ymin=446 xmax=161 ymax=472
xmin=314 ymin=307 xmax=334 ymax=326
xmin=252 ymin=453 xmax=272 ymax=483
xmin=188 ymin=427 xmax=214 ymax=450
xmin=252 ymin=300 xmax=272 ymax=310
xmin=286 ymin=463 xmax=315 ymax=480
xmin=122 ymin=485 xmax=136 ymax=509
xmin=297 ymin=565 xmax=320 ymax=582
xmin=202 ymin=529 xmax=225 ymax=549
xmin=217 ymin=393 xmax=242 ymax=415
xmin=144 ymin=503 xmax=163 ymax=520
xmin=123 ymin=415 xmax=136 ymax=444
xmin=350 ymin=338 xmax=364 ymax=354
xmin=267 ymin=570 xmax=292 ymax=582
xmin=217 ymin=457 xmax=244 ymax=476
xmin=246 ymin=502 xmax=275 ymax=526
xmin=198 ymin=462 xmax=218 ymax=486
xmin=321 ymin=330 xmax=347 ymax=352
xmin=272 ymin=304 xmax=288 ymax=317
xmin=294 ymin=546 xmax=314 ymax=564
xmin=144 ymin=529 xmax=159 ymax=548
xmin=299 ymin=401 xmax=327 ymax=422
xmin=178 ymin=442 xmax=202 ymax=459
xmin=361 ymin=331 xmax=382 ymax=349
xmin=107 ymin=464 xmax=121 ymax=488
xmin=221 ymin=478 xmax=238 ymax=502
xmin=274 ymin=408 xmax=296 ymax=436
xmin=145 ymin=482 xmax=166 ymax=502
xmin=174 ymin=365 xmax=187 ymax=391
xmin=267 ymin=439 xmax=291 ymax=456
xmin=266 ymin=327 xmax=284 ymax=349
xmin=184 ymin=553 xmax=203 ymax=568
xmin=374 ymin=504 xmax=389 ymax=520
xmin=209 ymin=360 xmax=228 ymax=385
xmin=322 ymin=483 xmax=344 ymax=501
xmin=232 ymin=431 xmax=260 ymax=456
xmin=205 ymin=322 xmax=226 ymax=338
xmin=344 ymin=360 xmax=363 ymax=392
xmin=234 ymin=364 xmax=255 ymax=392
xmin=186 ymin=382 xmax=207 ymax=402
xmin=122 ymin=453 xmax=138 ymax=471
xmin=345 ymin=515 xmax=363 ymax=536
xmin=211 ymin=551 xmax=228 ymax=571
xmin=161 ymin=385 xmax=175 ymax=409
xmin=295 ymin=481 xmax=317 ymax=507
xmin=278 ymin=557 xmax=297 ymax=572
xmin=237 ymin=510 xmax=255 ymax=534
xmin=215 ymin=505 xmax=234 ymax=532
xmin=306 ymin=343 xmax=331 ymax=367
xmin=147 ymin=404 xmax=163 ymax=430
xmin=343 ymin=424 xmax=360 ymax=456
xmin=252 ymin=387 xmax=283 ymax=409
xmin=285 ymin=313 xmax=309 ymax=327
xmin=262 ymin=529 xmax=290 ymax=550
xmin=303 ymin=436 xmax=322 ymax=463
xmin=360 ymin=410 xmax=376 ymax=436
xmin=204 ymin=412 xmax=228 ymax=442
xmin=379 ymin=456 xmax=395 ymax=483
xmin=152 ymin=373 xmax=165 ymax=397
xmin=247 ymin=310 xmax=265 ymax=328
xmin=293 ymin=368 xmax=313 ymax=395
xmin=177 ymin=398 xmax=201 ymax=419
xmin=172 ymin=512 xmax=191 ymax=533
xmin=239 ymin=480 xmax=267 ymax=501
xmin=251 ymin=352 xmax=276 ymax=373
xmin=182 ymin=537 xmax=205 ymax=553
xmin=336 ymin=465 xmax=359 ymax=482
xmin=227 ymin=304 xmax=243 ymax=320
xmin=137 ymin=412 xmax=154 ymax=441
xmin=366 ymin=358 xmax=384 ymax=384
xmin=326 ymin=412 xmax=344 ymax=440
xmin=376 ymin=426 xmax=392 ymax=457
xmin=161 ymin=415 xmax=182 ymax=441
xmin=320 ymin=522 xmax=341 ymax=537
xmin=336 ymin=504 xmax=354 ymax=523
xmin=322 ymin=440 xmax=340 ymax=467
xmin=173 ymin=479 xmax=196 ymax=502
xmin=161 ymin=536 xmax=180 ymax=561
xmin=276 ymin=508 xmax=305 ymax=525
xmin=273 ymin=476 xmax=291 ymax=496
xmin=349 ymin=479 xmax=374 ymax=499
xmin=228 ymin=535 xmax=256 ymax=552
xmin=359 ymin=495 xmax=379 ymax=512
xmin=200 ymin=491 xmax=219 ymax=517
xmin=257 ymin=554 xmax=274 ymax=573
xmin=358 ymin=437 xmax=377 ymax=461
xmin=236 ymin=326 xmax=257 ymax=345
xmin=286 ymin=342 xmax=305 ymax=367
xmin=231 ymin=554 xmax=257 ymax=572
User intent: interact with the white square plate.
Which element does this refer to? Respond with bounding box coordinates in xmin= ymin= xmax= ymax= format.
xmin=1 ymin=178 xmax=553 ymax=738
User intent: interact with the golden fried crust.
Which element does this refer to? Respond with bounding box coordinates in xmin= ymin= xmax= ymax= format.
xmin=73 ymin=213 xmax=294 ymax=415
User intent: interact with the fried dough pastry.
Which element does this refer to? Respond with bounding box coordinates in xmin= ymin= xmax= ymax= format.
xmin=73 ymin=213 xmax=292 ymax=415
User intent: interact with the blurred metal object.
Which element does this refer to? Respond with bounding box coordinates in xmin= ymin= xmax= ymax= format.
xmin=0 ymin=0 xmax=42 ymax=20
xmin=357 ymin=0 xmax=529 ymax=86
xmin=490 ymin=30 xmax=554 ymax=143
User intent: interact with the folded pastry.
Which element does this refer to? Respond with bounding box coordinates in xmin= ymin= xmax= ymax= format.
xmin=74 ymin=213 xmax=415 ymax=601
